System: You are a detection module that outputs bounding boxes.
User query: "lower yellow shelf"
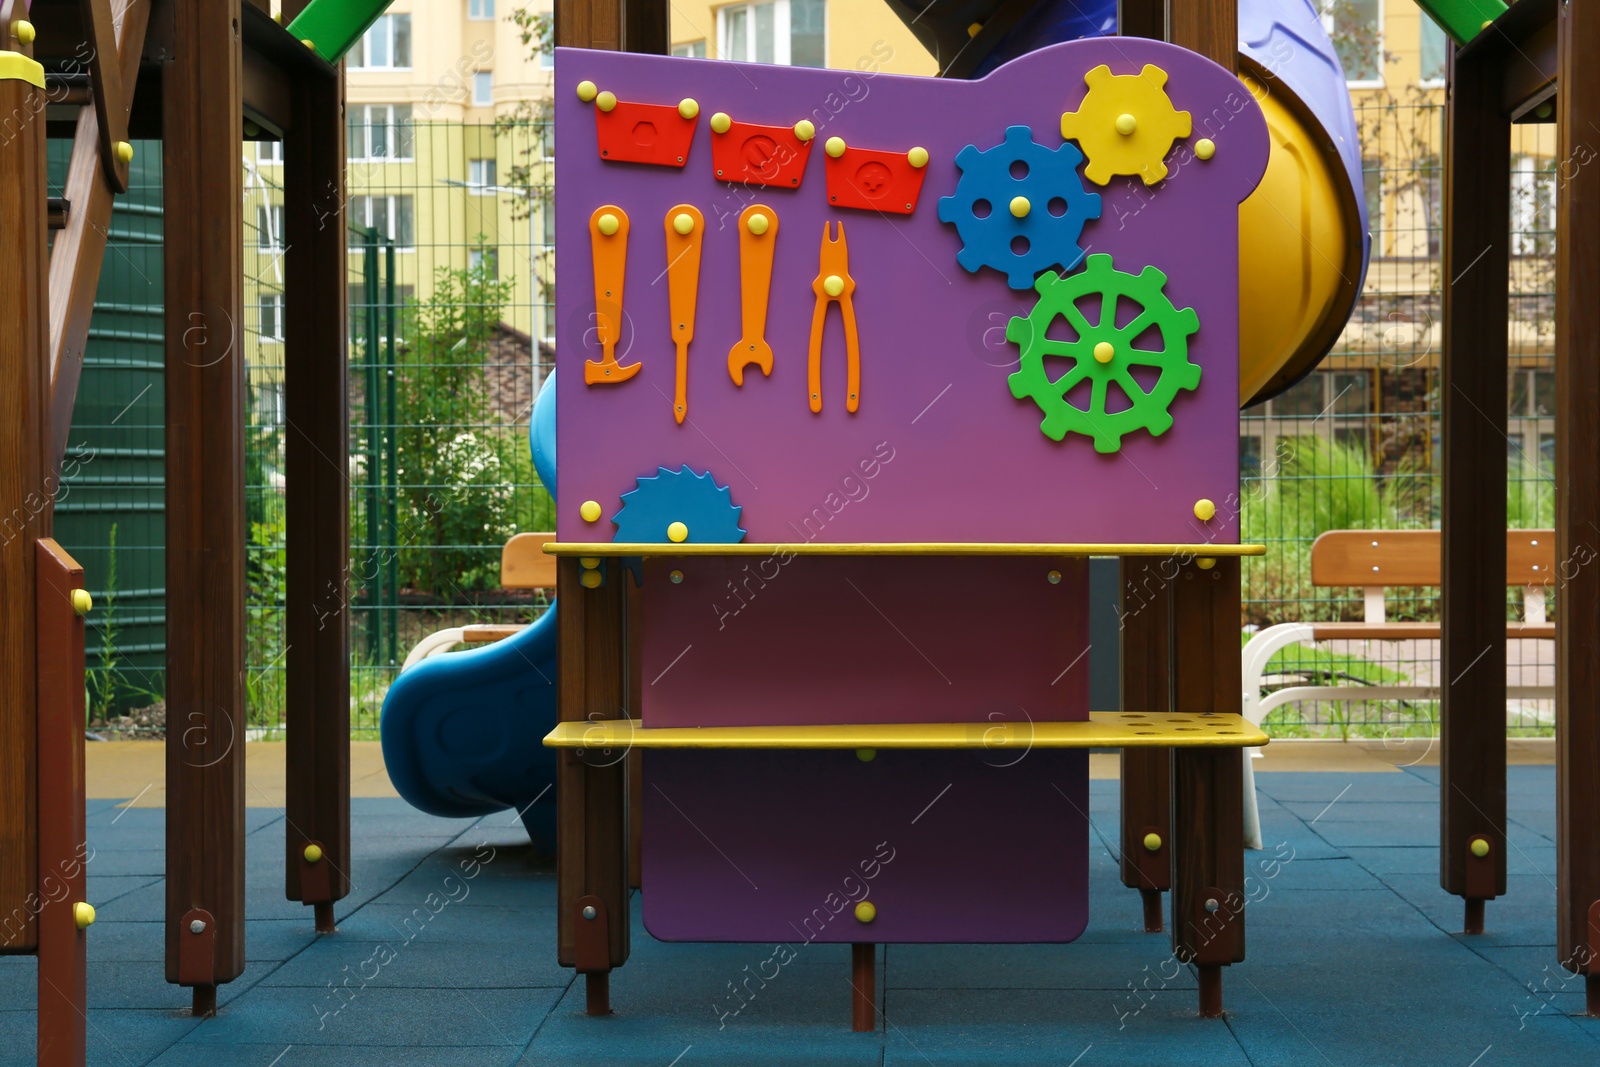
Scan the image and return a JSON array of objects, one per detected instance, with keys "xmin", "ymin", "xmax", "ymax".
[{"xmin": 543, "ymin": 712, "xmax": 1268, "ymax": 750}]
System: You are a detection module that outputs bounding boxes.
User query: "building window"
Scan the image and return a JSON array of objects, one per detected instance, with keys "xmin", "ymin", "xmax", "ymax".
[
  {"xmin": 671, "ymin": 40, "xmax": 707, "ymax": 58},
  {"xmin": 1510, "ymin": 157, "xmax": 1556, "ymax": 256},
  {"xmin": 348, "ymin": 104, "xmax": 414, "ymax": 161},
  {"xmin": 1321, "ymin": 0, "xmax": 1383, "ymax": 86},
  {"xmin": 256, "ymin": 205, "xmax": 284, "ymax": 250},
  {"xmin": 351, "ymin": 194, "xmax": 415, "ymax": 249},
  {"xmin": 539, "ymin": 47, "xmax": 555, "ymax": 69},
  {"xmin": 254, "ymin": 140, "xmax": 281, "ymax": 164},
  {"xmin": 717, "ymin": 0, "xmax": 825, "ymax": 67},
  {"xmin": 469, "ymin": 0, "xmax": 495, "ymax": 19},
  {"xmin": 258, "ymin": 294, "xmax": 284, "ymax": 343},
  {"xmin": 473, "ymin": 71, "xmax": 494, "ymax": 106},
  {"xmin": 348, "ymin": 14, "xmax": 412, "ymax": 70},
  {"xmin": 1419, "ymin": 12, "xmax": 1448, "ymax": 85},
  {"xmin": 1362, "ymin": 156, "xmax": 1382, "ymax": 253},
  {"xmin": 468, "ymin": 158, "xmax": 497, "ymax": 193},
  {"xmin": 469, "ymin": 248, "xmax": 499, "ymax": 279}
]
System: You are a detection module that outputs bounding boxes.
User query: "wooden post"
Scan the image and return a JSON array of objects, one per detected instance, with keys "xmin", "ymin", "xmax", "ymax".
[
  {"xmin": 283, "ymin": 46, "xmax": 350, "ymax": 935},
  {"xmin": 555, "ymin": 0, "xmax": 668, "ymax": 53},
  {"xmin": 35, "ymin": 540, "xmax": 88, "ymax": 1067},
  {"xmin": 1119, "ymin": 561, "xmax": 1172, "ymax": 932},
  {"xmin": 1556, "ymin": 0, "xmax": 1600, "ymax": 1014},
  {"xmin": 0, "ymin": 24, "xmax": 50, "ymax": 959},
  {"xmin": 1117, "ymin": 0, "xmax": 1166, "ymax": 42},
  {"xmin": 850, "ymin": 943, "xmax": 875, "ymax": 1032},
  {"xmin": 162, "ymin": 0, "xmax": 247, "ymax": 1015},
  {"xmin": 1439, "ymin": 40, "xmax": 1510, "ymax": 934}
]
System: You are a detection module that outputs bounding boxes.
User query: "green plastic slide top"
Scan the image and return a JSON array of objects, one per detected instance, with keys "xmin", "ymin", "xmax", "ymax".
[
  {"xmin": 284, "ymin": 0, "xmax": 396, "ymax": 64},
  {"xmin": 1413, "ymin": 0, "xmax": 1509, "ymax": 46}
]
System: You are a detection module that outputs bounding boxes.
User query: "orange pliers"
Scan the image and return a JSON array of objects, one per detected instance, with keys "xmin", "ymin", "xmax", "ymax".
[{"xmin": 808, "ymin": 221, "xmax": 859, "ymax": 414}]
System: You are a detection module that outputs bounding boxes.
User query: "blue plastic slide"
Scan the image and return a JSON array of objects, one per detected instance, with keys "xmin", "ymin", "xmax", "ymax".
[{"xmin": 379, "ymin": 371, "xmax": 561, "ymax": 849}]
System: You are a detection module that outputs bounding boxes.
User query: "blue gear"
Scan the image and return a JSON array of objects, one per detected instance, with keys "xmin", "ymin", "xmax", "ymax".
[
  {"xmin": 937, "ymin": 125, "xmax": 1102, "ymax": 290},
  {"xmin": 612, "ymin": 465, "xmax": 746, "ymax": 544}
]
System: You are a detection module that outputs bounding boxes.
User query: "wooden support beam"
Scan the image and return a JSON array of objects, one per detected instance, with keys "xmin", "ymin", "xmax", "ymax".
[
  {"xmin": 1118, "ymin": 560, "xmax": 1172, "ymax": 932},
  {"xmin": 79, "ymin": 0, "xmax": 130, "ymax": 192},
  {"xmin": 0, "ymin": 35, "xmax": 51, "ymax": 958},
  {"xmin": 1169, "ymin": 0, "xmax": 1236, "ymax": 69},
  {"xmin": 161, "ymin": 0, "xmax": 246, "ymax": 1013},
  {"xmin": 283, "ymin": 61, "xmax": 350, "ymax": 929},
  {"xmin": 555, "ymin": 0, "xmax": 668, "ymax": 53},
  {"xmin": 1439, "ymin": 41, "xmax": 1510, "ymax": 930},
  {"xmin": 1556, "ymin": 0, "xmax": 1600, "ymax": 1009},
  {"xmin": 1117, "ymin": 0, "xmax": 1166, "ymax": 40}
]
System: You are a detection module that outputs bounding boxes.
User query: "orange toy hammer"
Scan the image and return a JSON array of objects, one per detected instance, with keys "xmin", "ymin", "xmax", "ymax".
[{"xmin": 807, "ymin": 221, "xmax": 859, "ymax": 414}]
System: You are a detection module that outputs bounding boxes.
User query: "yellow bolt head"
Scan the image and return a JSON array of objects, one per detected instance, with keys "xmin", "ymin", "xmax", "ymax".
[
  {"xmin": 673, "ymin": 212, "xmax": 695, "ymax": 235},
  {"xmin": 15, "ymin": 19, "xmax": 36, "ymax": 43},
  {"xmin": 580, "ymin": 569, "xmax": 604, "ymax": 589},
  {"xmin": 854, "ymin": 900, "xmax": 877, "ymax": 923},
  {"xmin": 823, "ymin": 275, "xmax": 844, "ymax": 297},
  {"xmin": 1197, "ymin": 557, "xmax": 1216, "ymax": 571},
  {"xmin": 1194, "ymin": 138, "xmax": 1216, "ymax": 160},
  {"xmin": 747, "ymin": 213, "xmax": 770, "ymax": 236},
  {"xmin": 1092, "ymin": 341, "xmax": 1114, "ymax": 364},
  {"xmin": 1009, "ymin": 196, "xmax": 1030, "ymax": 218},
  {"xmin": 580, "ymin": 499, "xmax": 603, "ymax": 522},
  {"xmin": 71, "ymin": 589, "xmax": 93, "ymax": 616},
  {"xmin": 793, "ymin": 119, "xmax": 815, "ymax": 141},
  {"xmin": 712, "ymin": 112, "xmax": 732, "ymax": 134},
  {"xmin": 825, "ymin": 136, "xmax": 846, "ymax": 158},
  {"xmin": 907, "ymin": 146, "xmax": 929, "ymax": 168},
  {"xmin": 579, "ymin": 557, "xmax": 601, "ymax": 569},
  {"xmin": 967, "ymin": 21, "xmax": 983, "ymax": 38},
  {"xmin": 115, "ymin": 141, "xmax": 134, "ymax": 164},
  {"xmin": 678, "ymin": 98, "xmax": 699, "ymax": 120},
  {"xmin": 856, "ymin": 748, "xmax": 876, "ymax": 762},
  {"xmin": 669, "ymin": 569, "xmax": 684, "ymax": 584},
  {"xmin": 74, "ymin": 902, "xmax": 95, "ymax": 930},
  {"xmin": 667, "ymin": 521, "xmax": 689, "ymax": 543},
  {"xmin": 1047, "ymin": 569, "xmax": 1062, "ymax": 584},
  {"xmin": 597, "ymin": 213, "xmax": 620, "ymax": 236},
  {"xmin": 576, "ymin": 80, "xmax": 599, "ymax": 102},
  {"xmin": 1470, "ymin": 838, "xmax": 1491, "ymax": 858},
  {"xmin": 301, "ymin": 38, "xmax": 316, "ymax": 50},
  {"xmin": 1143, "ymin": 832, "xmax": 1162, "ymax": 852},
  {"xmin": 596, "ymin": 91, "xmax": 617, "ymax": 112},
  {"xmin": 304, "ymin": 843, "xmax": 323, "ymax": 864},
  {"xmin": 1193, "ymin": 498, "xmax": 1216, "ymax": 522},
  {"xmin": 1115, "ymin": 113, "xmax": 1138, "ymax": 136}
]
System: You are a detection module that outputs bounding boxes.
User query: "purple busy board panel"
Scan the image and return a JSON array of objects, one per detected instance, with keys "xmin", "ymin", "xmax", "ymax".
[
  {"xmin": 640, "ymin": 555, "xmax": 1088, "ymax": 726},
  {"xmin": 555, "ymin": 38, "xmax": 1267, "ymax": 545},
  {"xmin": 642, "ymin": 750, "xmax": 1089, "ymax": 943}
]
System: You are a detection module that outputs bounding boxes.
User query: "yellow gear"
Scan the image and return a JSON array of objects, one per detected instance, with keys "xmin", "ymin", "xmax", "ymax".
[{"xmin": 1060, "ymin": 64, "xmax": 1192, "ymax": 187}]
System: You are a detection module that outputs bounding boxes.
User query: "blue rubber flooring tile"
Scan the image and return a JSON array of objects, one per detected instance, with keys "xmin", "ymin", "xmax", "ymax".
[
  {"xmin": 181, "ymin": 986, "xmax": 558, "ymax": 1047},
  {"xmin": 1343, "ymin": 845, "xmax": 1439, "ymax": 876},
  {"xmin": 1242, "ymin": 888, "xmax": 1425, "ymax": 930},
  {"xmin": 87, "ymin": 876, "xmax": 165, "ymax": 910},
  {"xmin": 1246, "ymin": 820, "xmax": 1346, "ymax": 860},
  {"xmin": 523, "ymin": 966, "xmax": 881, "ymax": 1067},
  {"xmin": 332, "ymin": 902, "xmax": 554, "ymax": 947},
  {"xmin": 1297, "ymin": 812, "xmax": 1440, "ymax": 848},
  {"xmin": 0, "ymin": 956, "xmax": 32, "ymax": 1007},
  {"xmin": 258, "ymin": 936, "xmax": 570, "ymax": 989},
  {"xmin": 628, "ymin": 935, "xmax": 859, "ymax": 971},
  {"xmin": 87, "ymin": 849, "xmax": 166, "ymax": 879},
  {"xmin": 887, "ymin": 941, "xmax": 1197, "ymax": 991},
  {"xmin": 84, "ymin": 960, "xmax": 273, "ymax": 1011},
  {"xmin": 1256, "ymin": 771, "xmax": 1437, "ymax": 802},
  {"xmin": 1380, "ymin": 875, "xmax": 1558, "ymax": 944},
  {"xmin": 87, "ymin": 806, "xmax": 164, "ymax": 830},
  {"xmin": 5, "ymin": 1008, "xmax": 207, "ymax": 1067},
  {"xmin": 881, "ymin": 988, "xmax": 1249, "ymax": 1067},
  {"xmin": 153, "ymin": 1044, "xmax": 522, "ymax": 1066},
  {"xmin": 1256, "ymin": 856, "xmax": 1385, "ymax": 892}
]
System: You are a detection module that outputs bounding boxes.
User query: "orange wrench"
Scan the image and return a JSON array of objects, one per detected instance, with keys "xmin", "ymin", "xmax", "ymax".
[
  {"xmin": 728, "ymin": 204, "xmax": 778, "ymax": 386},
  {"xmin": 664, "ymin": 204, "xmax": 705, "ymax": 424},
  {"xmin": 585, "ymin": 205, "xmax": 639, "ymax": 384},
  {"xmin": 807, "ymin": 221, "xmax": 859, "ymax": 414}
]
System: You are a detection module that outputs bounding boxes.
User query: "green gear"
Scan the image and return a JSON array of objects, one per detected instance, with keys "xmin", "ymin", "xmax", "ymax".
[{"xmin": 1005, "ymin": 254, "xmax": 1200, "ymax": 453}]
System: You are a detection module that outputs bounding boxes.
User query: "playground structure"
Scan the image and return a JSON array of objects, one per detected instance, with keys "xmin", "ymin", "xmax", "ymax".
[{"xmin": 0, "ymin": 0, "xmax": 1598, "ymax": 1062}]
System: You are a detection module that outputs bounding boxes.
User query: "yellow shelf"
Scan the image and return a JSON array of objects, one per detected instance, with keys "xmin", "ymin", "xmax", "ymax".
[
  {"xmin": 544, "ymin": 542, "xmax": 1264, "ymax": 558},
  {"xmin": 543, "ymin": 712, "xmax": 1268, "ymax": 750}
]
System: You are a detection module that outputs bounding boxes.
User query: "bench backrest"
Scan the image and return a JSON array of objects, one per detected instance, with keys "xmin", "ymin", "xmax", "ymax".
[
  {"xmin": 1310, "ymin": 529, "xmax": 1555, "ymax": 624},
  {"xmin": 501, "ymin": 532, "xmax": 557, "ymax": 590}
]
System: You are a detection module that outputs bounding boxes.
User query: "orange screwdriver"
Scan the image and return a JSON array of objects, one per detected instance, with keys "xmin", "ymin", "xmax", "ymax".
[{"xmin": 664, "ymin": 204, "xmax": 705, "ymax": 423}]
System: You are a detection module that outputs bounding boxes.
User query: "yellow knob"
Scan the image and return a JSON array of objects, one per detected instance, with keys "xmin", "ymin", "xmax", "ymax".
[
  {"xmin": 579, "ymin": 557, "xmax": 601, "ymax": 569},
  {"xmin": 673, "ymin": 212, "xmax": 695, "ymax": 235},
  {"xmin": 580, "ymin": 569, "xmax": 603, "ymax": 589},
  {"xmin": 115, "ymin": 142, "xmax": 134, "ymax": 164},
  {"xmin": 74, "ymin": 902, "xmax": 95, "ymax": 930},
  {"xmin": 678, "ymin": 98, "xmax": 699, "ymax": 120},
  {"xmin": 1197, "ymin": 557, "xmax": 1216, "ymax": 571},
  {"xmin": 576, "ymin": 80, "xmax": 599, "ymax": 102},
  {"xmin": 1470, "ymin": 838, "xmax": 1491, "ymax": 858},
  {"xmin": 1116, "ymin": 113, "xmax": 1137, "ymax": 136},
  {"xmin": 823, "ymin": 275, "xmax": 845, "ymax": 297},
  {"xmin": 15, "ymin": 19, "xmax": 36, "ymax": 43},
  {"xmin": 825, "ymin": 136, "xmax": 846, "ymax": 158},
  {"xmin": 1194, "ymin": 138, "xmax": 1216, "ymax": 160},
  {"xmin": 1009, "ymin": 196, "xmax": 1030, "ymax": 218},
  {"xmin": 907, "ymin": 146, "xmax": 929, "ymax": 168},
  {"xmin": 669, "ymin": 569, "xmax": 684, "ymax": 584},
  {"xmin": 1047, "ymin": 570, "xmax": 1062, "ymax": 584},
  {"xmin": 597, "ymin": 214, "xmax": 620, "ymax": 237},
  {"xmin": 854, "ymin": 901, "xmax": 876, "ymax": 923},
  {"xmin": 71, "ymin": 589, "xmax": 93, "ymax": 616},
  {"xmin": 1092, "ymin": 341, "xmax": 1114, "ymax": 363},
  {"xmin": 667, "ymin": 521, "xmax": 689, "ymax": 543},
  {"xmin": 967, "ymin": 22, "xmax": 983, "ymax": 37},
  {"xmin": 747, "ymin": 213, "xmax": 770, "ymax": 236},
  {"xmin": 1193, "ymin": 498, "xmax": 1216, "ymax": 521},
  {"xmin": 304, "ymin": 843, "xmax": 323, "ymax": 863},
  {"xmin": 1143, "ymin": 832, "xmax": 1162, "ymax": 852},
  {"xmin": 711, "ymin": 112, "xmax": 732, "ymax": 134},
  {"xmin": 596, "ymin": 91, "xmax": 617, "ymax": 112},
  {"xmin": 794, "ymin": 119, "xmax": 815, "ymax": 142},
  {"xmin": 580, "ymin": 499, "xmax": 603, "ymax": 522},
  {"xmin": 856, "ymin": 748, "xmax": 876, "ymax": 762}
]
